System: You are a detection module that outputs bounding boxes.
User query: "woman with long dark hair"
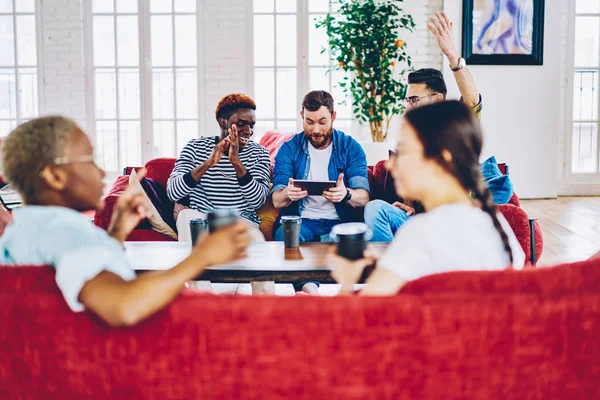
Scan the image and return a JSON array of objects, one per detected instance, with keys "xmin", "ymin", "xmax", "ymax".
[{"xmin": 330, "ymin": 101, "xmax": 525, "ymax": 295}]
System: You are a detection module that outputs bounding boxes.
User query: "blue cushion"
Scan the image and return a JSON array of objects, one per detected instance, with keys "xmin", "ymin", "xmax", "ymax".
[{"xmin": 480, "ymin": 156, "xmax": 513, "ymax": 205}]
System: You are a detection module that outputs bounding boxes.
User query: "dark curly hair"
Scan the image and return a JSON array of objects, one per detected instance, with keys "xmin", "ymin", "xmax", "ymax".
[
  {"xmin": 214, "ymin": 93, "xmax": 256, "ymax": 121},
  {"xmin": 408, "ymin": 68, "xmax": 448, "ymax": 98}
]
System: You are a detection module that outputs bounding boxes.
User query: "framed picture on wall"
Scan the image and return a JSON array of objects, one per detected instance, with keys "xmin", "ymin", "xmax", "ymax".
[{"xmin": 462, "ymin": 0, "xmax": 545, "ymax": 65}]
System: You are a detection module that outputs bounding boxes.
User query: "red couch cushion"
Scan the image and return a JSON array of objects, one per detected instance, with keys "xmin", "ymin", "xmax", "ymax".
[
  {"xmin": 1, "ymin": 263, "xmax": 599, "ymax": 399},
  {"xmin": 145, "ymin": 158, "xmax": 176, "ymax": 187}
]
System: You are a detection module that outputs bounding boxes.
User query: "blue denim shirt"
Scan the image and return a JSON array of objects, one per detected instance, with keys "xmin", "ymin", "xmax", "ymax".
[{"xmin": 270, "ymin": 129, "xmax": 370, "ymax": 222}]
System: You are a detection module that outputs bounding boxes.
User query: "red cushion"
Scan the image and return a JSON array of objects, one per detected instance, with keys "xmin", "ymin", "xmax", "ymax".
[
  {"xmin": 372, "ymin": 159, "xmax": 387, "ymax": 199},
  {"xmin": 259, "ymin": 131, "xmax": 295, "ymax": 167},
  {"xmin": 144, "ymin": 158, "xmax": 176, "ymax": 187},
  {"xmin": 497, "ymin": 203, "xmax": 531, "ymax": 261},
  {"xmin": 508, "ymin": 191, "xmax": 521, "ymax": 207},
  {"xmin": 94, "ymin": 176, "xmax": 130, "ymax": 229}
]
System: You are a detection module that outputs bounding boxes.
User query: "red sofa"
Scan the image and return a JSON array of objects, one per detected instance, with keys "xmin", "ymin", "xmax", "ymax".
[
  {"xmin": 95, "ymin": 132, "xmax": 543, "ymax": 263},
  {"xmin": 2, "ymin": 260, "xmax": 600, "ymax": 399}
]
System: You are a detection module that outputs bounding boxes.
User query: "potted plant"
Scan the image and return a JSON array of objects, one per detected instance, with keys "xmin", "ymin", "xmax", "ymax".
[{"xmin": 317, "ymin": 0, "xmax": 415, "ymax": 142}]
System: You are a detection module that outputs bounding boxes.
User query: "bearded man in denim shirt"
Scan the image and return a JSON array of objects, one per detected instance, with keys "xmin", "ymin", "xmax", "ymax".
[{"xmin": 271, "ymin": 90, "xmax": 370, "ymax": 246}]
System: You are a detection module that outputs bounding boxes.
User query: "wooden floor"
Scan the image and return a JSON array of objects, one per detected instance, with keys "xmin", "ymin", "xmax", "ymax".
[{"xmin": 521, "ymin": 197, "xmax": 600, "ymax": 266}]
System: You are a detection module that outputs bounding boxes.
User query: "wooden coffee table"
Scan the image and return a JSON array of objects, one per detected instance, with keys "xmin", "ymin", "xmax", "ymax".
[{"xmin": 126, "ymin": 241, "xmax": 388, "ymax": 284}]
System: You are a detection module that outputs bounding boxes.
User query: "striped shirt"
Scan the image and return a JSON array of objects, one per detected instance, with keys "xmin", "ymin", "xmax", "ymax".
[
  {"xmin": 0, "ymin": 206, "xmax": 135, "ymax": 312},
  {"xmin": 166, "ymin": 137, "xmax": 271, "ymax": 225}
]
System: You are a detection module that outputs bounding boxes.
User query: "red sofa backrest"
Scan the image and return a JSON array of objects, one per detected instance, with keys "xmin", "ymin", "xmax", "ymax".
[
  {"xmin": 259, "ymin": 131, "xmax": 296, "ymax": 166},
  {"xmin": 144, "ymin": 158, "xmax": 176, "ymax": 187},
  {"xmin": 1, "ymin": 262, "xmax": 599, "ymax": 399}
]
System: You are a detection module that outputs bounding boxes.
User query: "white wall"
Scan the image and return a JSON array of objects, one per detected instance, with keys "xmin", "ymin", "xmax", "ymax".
[{"xmin": 443, "ymin": 0, "xmax": 567, "ymax": 199}]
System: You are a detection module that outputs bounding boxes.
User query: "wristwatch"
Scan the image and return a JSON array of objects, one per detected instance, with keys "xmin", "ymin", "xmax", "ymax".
[
  {"xmin": 450, "ymin": 57, "xmax": 466, "ymax": 72},
  {"xmin": 342, "ymin": 188, "xmax": 352, "ymax": 204}
]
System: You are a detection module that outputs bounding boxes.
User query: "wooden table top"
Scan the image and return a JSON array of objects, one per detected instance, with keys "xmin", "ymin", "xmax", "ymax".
[{"xmin": 126, "ymin": 241, "xmax": 388, "ymax": 283}]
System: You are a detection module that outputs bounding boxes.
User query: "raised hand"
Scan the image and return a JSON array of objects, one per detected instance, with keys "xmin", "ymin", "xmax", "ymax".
[
  {"xmin": 428, "ymin": 11, "xmax": 459, "ymax": 64},
  {"xmin": 207, "ymin": 137, "xmax": 230, "ymax": 167},
  {"xmin": 392, "ymin": 201, "xmax": 415, "ymax": 216},
  {"xmin": 286, "ymin": 178, "xmax": 308, "ymax": 202},
  {"xmin": 192, "ymin": 222, "xmax": 251, "ymax": 265},
  {"xmin": 322, "ymin": 173, "xmax": 347, "ymax": 203},
  {"xmin": 228, "ymin": 124, "xmax": 240, "ymax": 161},
  {"xmin": 108, "ymin": 168, "xmax": 152, "ymax": 243}
]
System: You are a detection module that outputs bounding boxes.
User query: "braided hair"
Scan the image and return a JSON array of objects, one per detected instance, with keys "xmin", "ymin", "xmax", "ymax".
[{"xmin": 403, "ymin": 101, "xmax": 513, "ymax": 264}]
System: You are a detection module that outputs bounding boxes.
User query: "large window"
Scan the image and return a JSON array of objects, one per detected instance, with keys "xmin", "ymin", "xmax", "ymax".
[
  {"xmin": 252, "ymin": 0, "xmax": 352, "ymax": 140},
  {"xmin": 0, "ymin": 0, "xmax": 39, "ymax": 137},
  {"xmin": 571, "ymin": 0, "xmax": 600, "ymax": 174},
  {"xmin": 87, "ymin": 0, "xmax": 200, "ymax": 172}
]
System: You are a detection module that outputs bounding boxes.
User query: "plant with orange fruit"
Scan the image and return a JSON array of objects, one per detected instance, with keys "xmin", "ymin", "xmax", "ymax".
[{"xmin": 316, "ymin": 0, "xmax": 415, "ymax": 142}]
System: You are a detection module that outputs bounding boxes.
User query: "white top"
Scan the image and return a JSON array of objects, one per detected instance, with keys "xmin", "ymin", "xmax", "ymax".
[
  {"xmin": 0, "ymin": 206, "xmax": 135, "ymax": 312},
  {"xmin": 301, "ymin": 142, "xmax": 339, "ymax": 220},
  {"xmin": 377, "ymin": 203, "xmax": 525, "ymax": 281}
]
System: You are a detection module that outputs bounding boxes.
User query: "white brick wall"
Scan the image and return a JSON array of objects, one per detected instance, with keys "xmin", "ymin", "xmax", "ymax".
[
  {"xmin": 402, "ymin": 0, "xmax": 444, "ymax": 71},
  {"xmin": 39, "ymin": 0, "xmax": 86, "ymax": 125},
  {"xmin": 200, "ymin": 0, "xmax": 252, "ymax": 135}
]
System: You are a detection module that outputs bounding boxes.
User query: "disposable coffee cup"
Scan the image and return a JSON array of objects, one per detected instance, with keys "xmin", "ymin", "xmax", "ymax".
[
  {"xmin": 330, "ymin": 223, "xmax": 372, "ymax": 260},
  {"xmin": 189, "ymin": 218, "xmax": 208, "ymax": 245},
  {"xmin": 207, "ymin": 209, "xmax": 238, "ymax": 233},
  {"xmin": 281, "ymin": 216, "xmax": 302, "ymax": 248}
]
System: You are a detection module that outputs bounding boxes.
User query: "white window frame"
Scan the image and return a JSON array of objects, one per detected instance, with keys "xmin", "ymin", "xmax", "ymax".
[
  {"xmin": 250, "ymin": 0, "xmax": 354, "ymax": 137},
  {"xmin": 0, "ymin": 0, "xmax": 43, "ymax": 134},
  {"xmin": 562, "ymin": 0, "xmax": 600, "ymax": 192},
  {"xmin": 84, "ymin": 0, "xmax": 204, "ymax": 172}
]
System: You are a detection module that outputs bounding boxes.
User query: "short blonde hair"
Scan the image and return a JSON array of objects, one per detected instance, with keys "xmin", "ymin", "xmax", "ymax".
[{"xmin": 1, "ymin": 116, "xmax": 81, "ymax": 202}]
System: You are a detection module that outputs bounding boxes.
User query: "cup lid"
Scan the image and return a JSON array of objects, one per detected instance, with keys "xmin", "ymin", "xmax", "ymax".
[
  {"xmin": 330, "ymin": 223, "xmax": 372, "ymax": 240},
  {"xmin": 281, "ymin": 215, "xmax": 302, "ymax": 223},
  {"xmin": 190, "ymin": 218, "xmax": 207, "ymax": 224}
]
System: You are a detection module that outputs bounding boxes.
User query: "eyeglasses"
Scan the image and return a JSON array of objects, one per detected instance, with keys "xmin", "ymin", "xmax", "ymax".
[
  {"xmin": 53, "ymin": 154, "xmax": 97, "ymax": 166},
  {"xmin": 39, "ymin": 154, "xmax": 99, "ymax": 178},
  {"xmin": 402, "ymin": 94, "xmax": 438, "ymax": 107}
]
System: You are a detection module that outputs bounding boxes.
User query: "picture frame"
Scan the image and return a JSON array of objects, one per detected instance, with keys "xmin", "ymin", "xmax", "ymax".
[{"xmin": 461, "ymin": 0, "xmax": 545, "ymax": 65}]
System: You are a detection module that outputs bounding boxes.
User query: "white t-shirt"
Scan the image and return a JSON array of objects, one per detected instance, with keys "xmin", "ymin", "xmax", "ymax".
[
  {"xmin": 301, "ymin": 142, "xmax": 339, "ymax": 220},
  {"xmin": 377, "ymin": 203, "xmax": 525, "ymax": 282}
]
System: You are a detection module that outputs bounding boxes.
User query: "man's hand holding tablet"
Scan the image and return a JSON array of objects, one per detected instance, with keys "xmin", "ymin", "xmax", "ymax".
[{"xmin": 286, "ymin": 178, "xmax": 309, "ymax": 202}]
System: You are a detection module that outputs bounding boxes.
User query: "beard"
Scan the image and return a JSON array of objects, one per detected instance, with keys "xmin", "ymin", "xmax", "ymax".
[{"xmin": 304, "ymin": 126, "xmax": 334, "ymax": 149}]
